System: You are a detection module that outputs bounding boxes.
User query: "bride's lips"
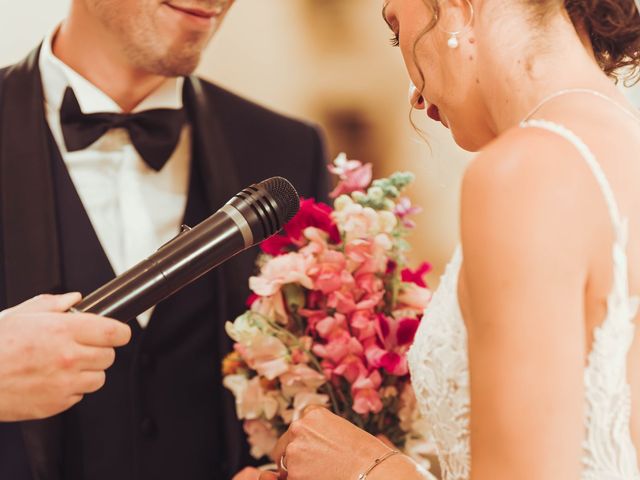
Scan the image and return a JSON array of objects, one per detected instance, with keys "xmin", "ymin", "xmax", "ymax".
[{"xmin": 427, "ymin": 104, "xmax": 441, "ymax": 122}]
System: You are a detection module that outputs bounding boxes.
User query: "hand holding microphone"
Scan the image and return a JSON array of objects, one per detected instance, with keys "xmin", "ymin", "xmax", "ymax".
[
  {"xmin": 0, "ymin": 293, "xmax": 131, "ymax": 421},
  {"xmin": 72, "ymin": 177, "xmax": 300, "ymax": 321}
]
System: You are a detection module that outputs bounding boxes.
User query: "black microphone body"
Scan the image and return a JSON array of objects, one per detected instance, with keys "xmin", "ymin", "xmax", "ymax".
[{"xmin": 72, "ymin": 177, "xmax": 299, "ymax": 322}]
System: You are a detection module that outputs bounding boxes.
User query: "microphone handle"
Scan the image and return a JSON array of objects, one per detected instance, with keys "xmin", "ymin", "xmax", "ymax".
[{"xmin": 72, "ymin": 209, "xmax": 246, "ymax": 321}]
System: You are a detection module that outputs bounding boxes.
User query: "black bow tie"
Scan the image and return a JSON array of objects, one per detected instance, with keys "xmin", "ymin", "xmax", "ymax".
[{"xmin": 59, "ymin": 87, "xmax": 186, "ymax": 171}]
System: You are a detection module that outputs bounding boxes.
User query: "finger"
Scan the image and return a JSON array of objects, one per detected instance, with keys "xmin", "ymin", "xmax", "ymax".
[
  {"xmin": 300, "ymin": 403, "xmax": 326, "ymax": 419},
  {"xmin": 12, "ymin": 292, "xmax": 82, "ymax": 314},
  {"xmin": 59, "ymin": 345, "xmax": 116, "ymax": 371},
  {"xmin": 69, "ymin": 315, "xmax": 132, "ymax": 347},
  {"xmin": 258, "ymin": 473, "xmax": 279, "ymax": 480},
  {"xmin": 233, "ymin": 467, "xmax": 262, "ymax": 480},
  {"xmin": 73, "ymin": 370, "xmax": 106, "ymax": 395},
  {"xmin": 270, "ymin": 428, "xmax": 293, "ymax": 465}
]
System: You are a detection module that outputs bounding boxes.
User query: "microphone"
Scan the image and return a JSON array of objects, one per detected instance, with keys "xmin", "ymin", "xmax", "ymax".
[{"xmin": 71, "ymin": 177, "xmax": 300, "ymax": 322}]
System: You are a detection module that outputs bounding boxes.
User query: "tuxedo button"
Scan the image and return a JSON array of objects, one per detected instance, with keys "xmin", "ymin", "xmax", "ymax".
[{"xmin": 140, "ymin": 417, "xmax": 157, "ymax": 437}]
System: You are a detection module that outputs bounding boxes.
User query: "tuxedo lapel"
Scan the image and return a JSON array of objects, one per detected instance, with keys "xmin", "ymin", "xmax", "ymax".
[
  {"xmin": 0, "ymin": 47, "xmax": 64, "ymax": 480},
  {"xmin": 184, "ymin": 76, "xmax": 240, "ymax": 212},
  {"xmin": 183, "ymin": 77, "xmax": 249, "ymax": 474},
  {"xmin": 0, "ymin": 45, "xmax": 62, "ymax": 307}
]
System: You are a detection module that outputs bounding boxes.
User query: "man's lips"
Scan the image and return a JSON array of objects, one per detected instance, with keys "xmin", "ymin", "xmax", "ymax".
[{"xmin": 165, "ymin": 3, "xmax": 219, "ymax": 19}]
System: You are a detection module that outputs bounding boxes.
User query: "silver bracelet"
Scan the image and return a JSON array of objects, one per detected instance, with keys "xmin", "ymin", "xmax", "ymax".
[{"xmin": 357, "ymin": 450, "xmax": 401, "ymax": 480}]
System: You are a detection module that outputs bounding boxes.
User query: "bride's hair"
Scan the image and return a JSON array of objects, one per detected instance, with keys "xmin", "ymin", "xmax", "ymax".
[
  {"xmin": 553, "ymin": 0, "xmax": 640, "ymax": 83},
  {"xmin": 418, "ymin": 0, "xmax": 640, "ymax": 84}
]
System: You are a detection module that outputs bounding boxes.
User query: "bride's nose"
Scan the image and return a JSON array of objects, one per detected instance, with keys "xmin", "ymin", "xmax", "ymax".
[{"xmin": 409, "ymin": 82, "xmax": 425, "ymax": 110}]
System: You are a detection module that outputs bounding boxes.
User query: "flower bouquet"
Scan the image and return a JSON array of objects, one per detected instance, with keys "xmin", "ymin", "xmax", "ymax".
[{"xmin": 222, "ymin": 154, "xmax": 432, "ymax": 461}]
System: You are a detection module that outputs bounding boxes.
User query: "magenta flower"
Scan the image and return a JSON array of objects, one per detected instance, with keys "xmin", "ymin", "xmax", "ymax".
[
  {"xmin": 260, "ymin": 198, "xmax": 340, "ymax": 255},
  {"xmin": 401, "ymin": 262, "xmax": 432, "ymax": 288}
]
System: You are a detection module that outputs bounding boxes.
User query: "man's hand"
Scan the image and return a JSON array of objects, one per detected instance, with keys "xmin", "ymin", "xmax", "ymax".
[{"xmin": 0, "ymin": 292, "xmax": 131, "ymax": 421}]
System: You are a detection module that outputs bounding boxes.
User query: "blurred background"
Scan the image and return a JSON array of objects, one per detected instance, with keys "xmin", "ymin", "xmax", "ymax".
[{"xmin": 1, "ymin": 0, "xmax": 639, "ymax": 286}]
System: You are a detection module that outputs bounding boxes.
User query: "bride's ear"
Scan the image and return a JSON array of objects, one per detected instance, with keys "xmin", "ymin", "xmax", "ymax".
[{"xmin": 437, "ymin": 0, "xmax": 476, "ymax": 48}]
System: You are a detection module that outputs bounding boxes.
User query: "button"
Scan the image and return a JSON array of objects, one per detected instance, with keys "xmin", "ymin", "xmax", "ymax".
[{"xmin": 140, "ymin": 417, "xmax": 157, "ymax": 437}]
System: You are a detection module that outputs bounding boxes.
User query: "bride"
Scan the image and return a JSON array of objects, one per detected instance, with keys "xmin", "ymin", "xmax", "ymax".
[{"xmin": 242, "ymin": 0, "xmax": 640, "ymax": 479}]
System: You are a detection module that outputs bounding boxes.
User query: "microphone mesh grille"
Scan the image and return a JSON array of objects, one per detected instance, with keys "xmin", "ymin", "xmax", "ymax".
[{"xmin": 259, "ymin": 177, "xmax": 300, "ymax": 225}]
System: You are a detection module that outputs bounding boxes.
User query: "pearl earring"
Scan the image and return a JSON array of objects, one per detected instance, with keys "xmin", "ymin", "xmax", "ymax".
[{"xmin": 440, "ymin": 0, "xmax": 474, "ymax": 50}]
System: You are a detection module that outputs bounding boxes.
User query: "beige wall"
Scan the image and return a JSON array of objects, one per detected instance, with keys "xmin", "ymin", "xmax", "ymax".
[{"xmin": 5, "ymin": 1, "xmax": 638, "ymax": 285}]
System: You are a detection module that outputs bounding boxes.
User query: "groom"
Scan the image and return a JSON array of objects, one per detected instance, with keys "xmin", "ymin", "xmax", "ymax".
[{"xmin": 0, "ymin": 0, "xmax": 328, "ymax": 479}]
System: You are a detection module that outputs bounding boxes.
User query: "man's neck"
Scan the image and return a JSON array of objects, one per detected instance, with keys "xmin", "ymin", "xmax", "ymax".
[{"xmin": 53, "ymin": 10, "xmax": 168, "ymax": 112}]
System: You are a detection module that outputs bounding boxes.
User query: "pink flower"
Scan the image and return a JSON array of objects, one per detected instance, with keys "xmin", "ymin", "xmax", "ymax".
[
  {"xmin": 397, "ymin": 283, "xmax": 432, "ymax": 311},
  {"xmin": 352, "ymin": 371, "xmax": 383, "ymax": 415},
  {"xmin": 401, "ymin": 262, "xmax": 432, "ymax": 288},
  {"xmin": 315, "ymin": 314, "xmax": 347, "ymax": 339},
  {"xmin": 235, "ymin": 334, "xmax": 290, "ymax": 380},
  {"xmin": 354, "ymin": 272, "xmax": 384, "ymax": 295},
  {"xmin": 345, "ymin": 236, "xmax": 392, "ymax": 276},
  {"xmin": 312, "ymin": 330, "xmax": 354, "ymax": 364},
  {"xmin": 279, "ymin": 364, "xmax": 327, "ymax": 398},
  {"xmin": 333, "ymin": 354, "xmax": 368, "ymax": 384},
  {"xmin": 329, "ymin": 154, "xmax": 373, "ymax": 198},
  {"xmin": 307, "ymin": 250, "xmax": 353, "ymax": 295},
  {"xmin": 249, "ymin": 252, "xmax": 315, "ymax": 296},
  {"xmin": 350, "ymin": 310, "xmax": 377, "ymax": 342},
  {"xmin": 244, "ymin": 419, "xmax": 279, "ymax": 459},
  {"xmin": 394, "ymin": 197, "xmax": 422, "ymax": 228}
]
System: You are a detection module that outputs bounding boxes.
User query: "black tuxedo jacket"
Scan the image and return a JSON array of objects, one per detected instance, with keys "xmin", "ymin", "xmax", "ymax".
[{"xmin": 0, "ymin": 47, "xmax": 328, "ymax": 480}]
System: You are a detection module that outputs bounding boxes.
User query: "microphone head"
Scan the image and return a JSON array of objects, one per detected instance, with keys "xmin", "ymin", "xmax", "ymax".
[
  {"xmin": 257, "ymin": 176, "xmax": 300, "ymax": 226},
  {"xmin": 228, "ymin": 176, "xmax": 300, "ymax": 244}
]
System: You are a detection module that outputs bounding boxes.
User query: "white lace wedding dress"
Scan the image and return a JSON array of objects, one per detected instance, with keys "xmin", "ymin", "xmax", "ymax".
[{"xmin": 407, "ymin": 119, "xmax": 640, "ymax": 479}]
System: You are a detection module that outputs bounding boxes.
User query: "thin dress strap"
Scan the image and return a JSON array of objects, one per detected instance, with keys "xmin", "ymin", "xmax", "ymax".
[{"xmin": 520, "ymin": 119, "xmax": 628, "ymax": 248}]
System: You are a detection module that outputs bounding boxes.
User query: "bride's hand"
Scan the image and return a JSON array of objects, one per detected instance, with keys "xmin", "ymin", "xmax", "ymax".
[
  {"xmin": 270, "ymin": 407, "xmax": 392, "ymax": 480},
  {"xmin": 232, "ymin": 467, "xmax": 262, "ymax": 480}
]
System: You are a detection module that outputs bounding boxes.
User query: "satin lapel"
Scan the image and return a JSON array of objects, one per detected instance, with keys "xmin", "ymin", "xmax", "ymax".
[
  {"xmin": 183, "ymin": 77, "xmax": 248, "ymax": 474},
  {"xmin": 0, "ymin": 46, "xmax": 62, "ymax": 306},
  {"xmin": 183, "ymin": 76, "xmax": 240, "ymax": 211}
]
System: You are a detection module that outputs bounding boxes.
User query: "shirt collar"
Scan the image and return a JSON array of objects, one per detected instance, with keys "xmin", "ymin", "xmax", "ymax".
[{"xmin": 39, "ymin": 27, "xmax": 185, "ymax": 115}]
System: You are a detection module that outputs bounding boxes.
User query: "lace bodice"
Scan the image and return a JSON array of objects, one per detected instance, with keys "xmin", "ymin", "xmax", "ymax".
[{"xmin": 407, "ymin": 120, "xmax": 640, "ymax": 479}]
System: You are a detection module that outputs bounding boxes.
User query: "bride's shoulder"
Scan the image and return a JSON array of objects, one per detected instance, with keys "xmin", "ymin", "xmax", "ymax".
[
  {"xmin": 460, "ymin": 125, "xmax": 593, "ymax": 259},
  {"xmin": 463, "ymin": 124, "xmax": 593, "ymax": 207},
  {"xmin": 467, "ymin": 124, "xmax": 583, "ymax": 185}
]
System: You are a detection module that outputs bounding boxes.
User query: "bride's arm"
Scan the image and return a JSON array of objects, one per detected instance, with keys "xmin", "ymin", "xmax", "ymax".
[{"xmin": 460, "ymin": 130, "xmax": 589, "ymax": 480}]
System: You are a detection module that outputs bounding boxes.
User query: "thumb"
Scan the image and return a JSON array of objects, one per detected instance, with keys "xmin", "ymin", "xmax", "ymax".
[
  {"xmin": 12, "ymin": 292, "xmax": 82, "ymax": 314},
  {"xmin": 258, "ymin": 473, "xmax": 280, "ymax": 480}
]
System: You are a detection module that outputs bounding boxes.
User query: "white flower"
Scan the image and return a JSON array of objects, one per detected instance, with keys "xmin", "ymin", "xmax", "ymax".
[
  {"xmin": 223, "ymin": 375, "xmax": 281, "ymax": 420},
  {"xmin": 225, "ymin": 314, "xmax": 261, "ymax": 344}
]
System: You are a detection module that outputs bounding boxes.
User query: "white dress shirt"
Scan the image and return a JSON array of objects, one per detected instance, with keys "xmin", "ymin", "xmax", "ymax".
[{"xmin": 39, "ymin": 30, "xmax": 191, "ymax": 327}]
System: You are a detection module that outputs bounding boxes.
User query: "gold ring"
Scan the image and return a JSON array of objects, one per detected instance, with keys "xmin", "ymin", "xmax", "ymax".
[{"xmin": 280, "ymin": 453, "xmax": 288, "ymax": 472}]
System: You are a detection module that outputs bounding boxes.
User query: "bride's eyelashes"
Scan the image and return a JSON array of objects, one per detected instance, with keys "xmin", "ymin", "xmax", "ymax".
[{"xmin": 382, "ymin": 3, "xmax": 400, "ymax": 47}]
